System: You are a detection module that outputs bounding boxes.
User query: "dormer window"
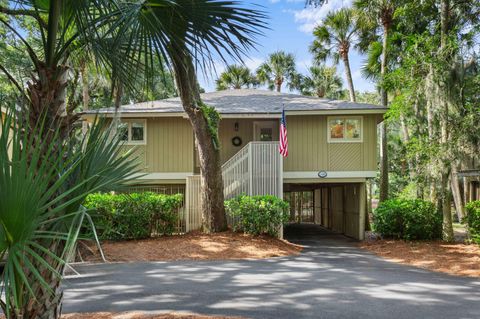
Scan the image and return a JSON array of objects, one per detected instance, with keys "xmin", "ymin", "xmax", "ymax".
[{"xmin": 327, "ymin": 116, "xmax": 363, "ymax": 143}]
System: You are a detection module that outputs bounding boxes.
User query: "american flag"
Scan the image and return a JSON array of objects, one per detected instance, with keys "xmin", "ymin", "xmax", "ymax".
[{"xmin": 279, "ymin": 108, "xmax": 288, "ymax": 157}]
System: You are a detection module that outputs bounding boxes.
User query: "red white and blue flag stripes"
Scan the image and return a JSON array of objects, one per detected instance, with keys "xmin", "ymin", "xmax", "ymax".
[{"xmin": 279, "ymin": 108, "xmax": 288, "ymax": 157}]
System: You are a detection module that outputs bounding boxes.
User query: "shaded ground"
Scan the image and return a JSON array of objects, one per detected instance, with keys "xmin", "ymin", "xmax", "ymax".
[
  {"xmin": 62, "ymin": 312, "xmax": 245, "ymax": 319},
  {"xmin": 80, "ymin": 231, "xmax": 302, "ymax": 262},
  {"xmin": 359, "ymin": 239, "xmax": 480, "ymax": 277},
  {"xmin": 64, "ymin": 224, "xmax": 480, "ymax": 319}
]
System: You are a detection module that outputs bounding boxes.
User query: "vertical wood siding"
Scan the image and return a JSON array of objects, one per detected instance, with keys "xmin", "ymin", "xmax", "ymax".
[
  {"xmin": 121, "ymin": 114, "xmax": 377, "ymax": 174},
  {"xmin": 119, "ymin": 117, "xmax": 193, "ymax": 173},
  {"xmin": 284, "ymin": 114, "xmax": 378, "ymax": 172},
  {"xmin": 218, "ymin": 119, "xmax": 279, "ymax": 164}
]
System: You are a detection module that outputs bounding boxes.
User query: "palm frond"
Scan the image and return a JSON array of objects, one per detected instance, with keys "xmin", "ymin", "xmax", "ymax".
[{"xmin": 0, "ymin": 105, "xmax": 140, "ymax": 315}]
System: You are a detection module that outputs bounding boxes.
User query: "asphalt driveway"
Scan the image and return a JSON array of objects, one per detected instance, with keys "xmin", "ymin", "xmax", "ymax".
[{"xmin": 63, "ymin": 224, "xmax": 480, "ymax": 319}]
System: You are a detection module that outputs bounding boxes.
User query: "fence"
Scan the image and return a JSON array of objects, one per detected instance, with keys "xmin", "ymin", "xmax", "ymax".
[{"xmin": 185, "ymin": 175, "xmax": 203, "ymax": 232}]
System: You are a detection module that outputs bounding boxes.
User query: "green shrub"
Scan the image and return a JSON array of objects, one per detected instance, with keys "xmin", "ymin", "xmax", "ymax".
[
  {"xmin": 465, "ymin": 200, "xmax": 480, "ymax": 244},
  {"xmin": 373, "ymin": 198, "xmax": 442, "ymax": 240},
  {"xmin": 225, "ymin": 195, "xmax": 289, "ymax": 237},
  {"xmin": 84, "ymin": 192, "xmax": 183, "ymax": 240}
]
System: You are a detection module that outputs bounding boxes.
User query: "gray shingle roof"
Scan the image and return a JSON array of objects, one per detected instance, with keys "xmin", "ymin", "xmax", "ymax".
[{"xmin": 87, "ymin": 89, "xmax": 386, "ymax": 115}]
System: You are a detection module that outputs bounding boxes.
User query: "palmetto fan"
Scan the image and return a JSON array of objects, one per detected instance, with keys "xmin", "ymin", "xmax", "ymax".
[{"xmin": 0, "ymin": 106, "xmax": 139, "ymax": 317}]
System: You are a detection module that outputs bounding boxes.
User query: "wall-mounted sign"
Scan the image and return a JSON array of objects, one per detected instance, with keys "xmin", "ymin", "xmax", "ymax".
[{"xmin": 318, "ymin": 170, "xmax": 328, "ymax": 178}]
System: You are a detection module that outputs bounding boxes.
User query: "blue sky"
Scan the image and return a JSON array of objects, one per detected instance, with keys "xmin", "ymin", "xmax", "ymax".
[{"xmin": 197, "ymin": 0, "xmax": 376, "ymax": 94}]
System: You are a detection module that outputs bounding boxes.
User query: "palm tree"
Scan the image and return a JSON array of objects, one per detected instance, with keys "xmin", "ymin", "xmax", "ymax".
[
  {"xmin": 216, "ymin": 65, "xmax": 258, "ymax": 90},
  {"xmin": 256, "ymin": 51, "xmax": 299, "ymax": 92},
  {"xmin": 310, "ymin": 8, "xmax": 360, "ymax": 102},
  {"xmin": 128, "ymin": 1, "xmax": 266, "ymax": 233},
  {"xmin": 0, "ymin": 0, "xmax": 266, "ymax": 317},
  {"xmin": 354, "ymin": 0, "xmax": 399, "ymax": 204},
  {"xmin": 300, "ymin": 65, "xmax": 343, "ymax": 99},
  {"xmin": 0, "ymin": 108, "xmax": 138, "ymax": 318}
]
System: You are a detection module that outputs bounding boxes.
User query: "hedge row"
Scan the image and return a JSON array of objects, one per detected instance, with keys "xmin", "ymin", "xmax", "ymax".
[
  {"xmin": 465, "ymin": 200, "xmax": 480, "ymax": 244},
  {"xmin": 225, "ymin": 195, "xmax": 289, "ymax": 237},
  {"xmin": 84, "ymin": 192, "xmax": 183, "ymax": 240},
  {"xmin": 373, "ymin": 198, "xmax": 442, "ymax": 240}
]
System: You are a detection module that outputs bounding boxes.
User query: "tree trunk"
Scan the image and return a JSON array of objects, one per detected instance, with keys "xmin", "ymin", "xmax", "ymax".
[
  {"xmin": 379, "ymin": 122, "xmax": 389, "ymax": 202},
  {"xmin": 81, "ymin": 60, "xmax": 90, "ymax": 134},
  {"xmin": 413, "ymin": 98, "xmax": 424, "ymax": 198},
  {"xmin": 342, "ymin": 54, "xmax": 356, "ymax": 102},
  {"xmin": 275, "ymin": 77, "xmax": 282, "ymax": 93},
  {"xmin": 11, "ymin": 63, "xmax": 73, "ymax": 319},
  {"xmin": 451, "ymin": 164, "xmax": 465, "ymax": 221},
  {"xmin": 81, "ymin": 62, "xmax": 90, "ymax": 111},
  {"xmin": 441, "ymin": 172, "xmax": 454, "ymax": 242},
  {"xmin": 439, "ymin": 0, "xmax": 454, "ymax": 242},
  {"xmin": 425, "ymin": 68, "xmax": 437, "ymax": 204},
  {"xmin": 400, "ymin": 113, "xmax": 416, "ymax": 183},
  {"xmin": 170, "ymin": 46, "xmax": 227, "ymax": 232},
  {"xmin": 378, "ymin": 24, "xmax": 389, "ymax": 203}
]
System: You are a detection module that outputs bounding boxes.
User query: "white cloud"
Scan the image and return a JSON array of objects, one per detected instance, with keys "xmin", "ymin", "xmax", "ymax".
[
  {"xmin": 291, "ymin": 0, "xmax": 352, "ymax": 33},
  {"xmin": 244, "ymin": 57, "xmax": 264, "ymax": 71},
  {"xmin": 297, "ymin": 58, "xmax": 312, "ymax": 75}
]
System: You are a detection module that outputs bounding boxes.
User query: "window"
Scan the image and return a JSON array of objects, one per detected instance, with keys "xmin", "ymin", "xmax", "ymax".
[
  {"xmin": 328, "ymin": 116, "xmax": 362, "ymax": 142},
  {"xmin": 253, "ymin": 121, "xmax": 277, "ymax": 141},
  {"xmin": 117, "ymin": 120, "xmax": 146, "ymax": 144},
  {"xmin": 260, "ymin": 128, "xmax": 273, "ymax": 141}
]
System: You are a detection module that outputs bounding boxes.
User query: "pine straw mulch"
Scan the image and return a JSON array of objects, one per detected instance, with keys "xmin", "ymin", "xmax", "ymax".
[
  {"xmin": 359, "ymin": 239, "xmax": 480, "ymax": 277},
  {"xmin": 62, "ymin": 312, "xmax": 246, "ymax": 319},
  {"xmin": 80, "ymin": 231, "xmax": 303, "ymax": 263}
]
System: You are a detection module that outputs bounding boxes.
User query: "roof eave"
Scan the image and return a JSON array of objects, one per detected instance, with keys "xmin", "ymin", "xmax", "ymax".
[{"xmin": 81, "ymin": 108, "xmax": 388, "ymax": 120}]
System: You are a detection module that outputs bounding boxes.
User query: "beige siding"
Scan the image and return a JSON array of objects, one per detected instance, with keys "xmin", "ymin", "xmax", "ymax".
[
  {"xmin": 329, "ymin": 144, "xmax": 362, "ymax": 170},
  {"xmin": 119, "ymin": 113, "xmax": 377, "ymax": 175},
  {"xmin": 218, "ymin": 118, "xmax": 279, "ymax": 164},
  {"xmin": 284, "ymin": 115, "xmax": 327, "ymax": 171},
  {"xmin": 120, "ymin": 145, "xmax": 147, "ymax": 170},
  {"xmin": 284, "ymin": 114, "xmax": 377, "ymax": 172},
  {"xmin": 121, "ymin": 117, "xmax": 194, "ymax": 173},
  {"xmin": 146, "ymin": 118, "xmax": 194, "ymax": 172}
]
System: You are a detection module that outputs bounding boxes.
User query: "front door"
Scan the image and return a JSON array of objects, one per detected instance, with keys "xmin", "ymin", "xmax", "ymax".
[{"xmin": 253, "ymin": 121, "xmax": 278, "ymax": 141}]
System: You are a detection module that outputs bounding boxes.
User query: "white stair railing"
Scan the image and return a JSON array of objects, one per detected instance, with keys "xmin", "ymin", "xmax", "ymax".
[
  {"xmin": 186, "ymin": 141, "xmax": 283, "ymax": 232},
  {"xmin": 221, "ymin": 143, "xmax": 251, "ymax": 199},
  {"xmin": 221, "ymin": 141, "xmax": 283, "ymax": 199}
]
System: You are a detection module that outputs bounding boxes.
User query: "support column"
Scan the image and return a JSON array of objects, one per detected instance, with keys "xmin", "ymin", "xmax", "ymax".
[
  {"xmin": 358, "ymin": 182, "xmax": 366, "ymax": 240},
  {"xmin": 314, "ymin": 189, "xmax": 321, "ymax": 224}
]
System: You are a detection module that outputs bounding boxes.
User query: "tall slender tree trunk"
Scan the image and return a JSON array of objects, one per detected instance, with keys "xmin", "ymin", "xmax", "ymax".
[
  {"xmin": 439, "ymin": 0, "xmax": 454, "ymax": 242},
  {"xmin": 378, "ymin": 24, "xmax": 389, "ymax": 202},
  {"xmin": 170, "ymin": 45, "xmax": 227, "ymax": 232},
  {"xmin": 342, "ymin": 54, "xmax": 356, "ymax": 102},
  {"xmin": 451, "ymin": 164, "xmax": 465, "ymax": 221},
  {"xmin": 413, "ymin": 97, "xmax": 424, "ymax": 198},
  {"xmin": 400, "ymin": 113, "xmax": 416, "ymax": 183},
  {"xmin": 81, "ymin": 60, "xmax": 90, "ymax": 134},
  {"xmin": 425, "ymin": 73, "xmax": 437, "ymax": 203}
]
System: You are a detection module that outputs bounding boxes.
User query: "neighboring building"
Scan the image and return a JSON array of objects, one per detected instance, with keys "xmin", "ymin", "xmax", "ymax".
[
  {"xmin": 83, "ymin": 89, "xmax": 387, "ymax": 240},
  {"xmin": 458, "ymin": 161, "xmax": 480, "ymax": 204}
]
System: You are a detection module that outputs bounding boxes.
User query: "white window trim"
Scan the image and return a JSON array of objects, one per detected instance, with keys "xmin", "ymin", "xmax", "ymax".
[
  {"xmin": 327, "ymin": 116, "xmax": 363, "ymax": 143},
  {"xmin": 120, "ymin": 119, "xmax": 147, "ymax": 145}
]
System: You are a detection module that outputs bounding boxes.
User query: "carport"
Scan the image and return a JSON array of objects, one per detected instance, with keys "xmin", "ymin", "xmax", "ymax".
[{"xmin": 283, "ymin": 182, "xmax": 366, "ymax": 240}]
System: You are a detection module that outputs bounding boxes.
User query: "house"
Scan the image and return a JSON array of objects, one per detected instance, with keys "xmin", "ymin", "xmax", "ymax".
[
  {"xmin": 83, "ymin": 89, "xmax": 387, "ymax": 240},
  {"xmin": 458, "ymin": 162, "xmax": 480, "ymax": 204}
]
